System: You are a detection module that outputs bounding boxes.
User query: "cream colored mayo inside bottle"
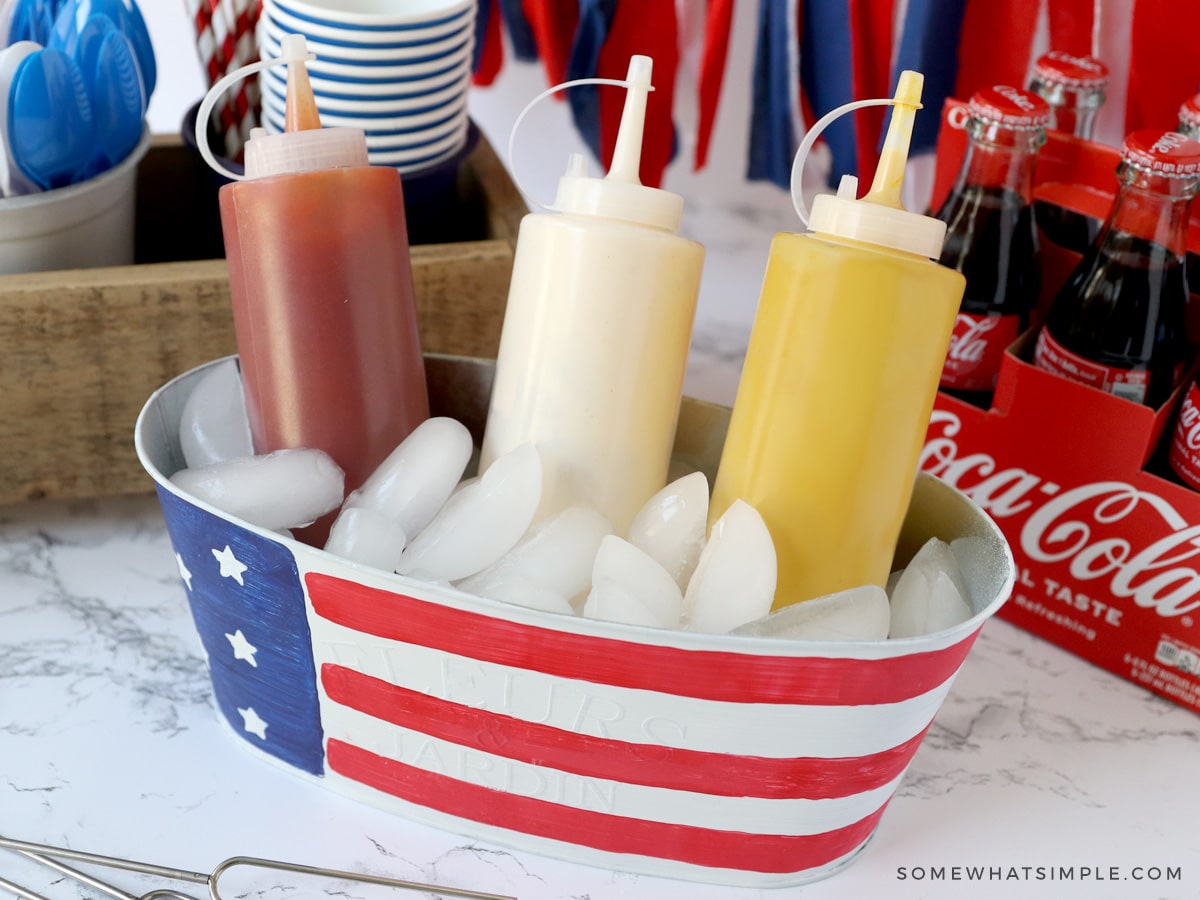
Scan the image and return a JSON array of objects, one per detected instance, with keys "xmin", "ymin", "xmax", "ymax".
[
  {"xmin": 709, "ymin": 71, "xmax": 965, "ymax": 610},
  {"xmin": 479, "ymin": 56, "xmax": 704, "ymax": 536}
]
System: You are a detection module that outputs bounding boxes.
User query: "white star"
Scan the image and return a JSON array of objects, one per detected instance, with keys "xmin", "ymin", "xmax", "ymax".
[
  {"xmin": 225, "ymin": 629, "xmax": 258, "ymax": 667},
  {"xmin": 212, "ymin": 545, "xmax": 248, "ymax": 586},
  {"xmin": 238, "ymin": 706, "xmax": 268, "ymax": 740},
  {"xmin": 176, "ymin": 553, "xmax": 193, "ymax": 591}
]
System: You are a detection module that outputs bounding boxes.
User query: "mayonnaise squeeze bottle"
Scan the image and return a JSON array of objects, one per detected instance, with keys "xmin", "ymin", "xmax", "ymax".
[
  {"xmin": 479, "ymin": 56, "xmax": 704, "ymax": 536},
  {"xmin": 195, "ymin": 35, "xmax": 429, "ymax": 545},
  {"xmin": 709, "ymin": 71, "xmax": 965, "ymax": 610}
]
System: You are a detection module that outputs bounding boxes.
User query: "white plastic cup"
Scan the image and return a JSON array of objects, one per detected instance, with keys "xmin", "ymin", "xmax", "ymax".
[
  {"xmin": 0, "ymin": 128, "xmax": 151, "ymax": 275},
  {"xmin": 260, "ymin": 76, "xmax": 471, "ymax": 128},
  {"xmin": 264, "ymin": 0, "xmax": 469, "ymax": 45},
  {"xmin": 268, "ymin": 0, "xmax": 474, "ymax": 29},
  {"xmin": 259, "ymin": 16, "xmax": 473, "ymax": 61},
  {"xmin": 256, "ymin": 30, "xmax": 473, "ymax": 81},
  {"xmin": 260, "ymin": 56, "xmax": 470, "ymax": 106}
]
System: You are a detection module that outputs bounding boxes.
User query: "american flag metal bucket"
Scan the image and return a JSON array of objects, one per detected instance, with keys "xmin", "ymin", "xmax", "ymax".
[{"xmin": 135, "ymin": 354, "xmax": 1015, "ymax": 888}]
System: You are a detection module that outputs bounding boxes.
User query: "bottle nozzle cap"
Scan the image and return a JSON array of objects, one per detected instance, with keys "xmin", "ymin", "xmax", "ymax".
[
  {"xmin": 861, "ymin": 70, "xmax": 923, "ymax": 209},
  {"xmin": 195, "ymin": 30, "xmax": 368, "ymax": 181},
  {"xmin": 546, "ymin": 55, "xmax": 685, "ymax": 231},
  {"xmin": 281, "ymin": 33, "xmax": 322, "ymax": 133},
  {"xmin": 802, "ymin": 70, "xmax": 948, "ymax": 258}
]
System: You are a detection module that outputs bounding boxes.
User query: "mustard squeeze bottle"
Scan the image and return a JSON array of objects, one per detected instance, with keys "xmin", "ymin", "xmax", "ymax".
[{"xmin": 709, "ymin": 72, "xmax": 965, "ymax": 610}]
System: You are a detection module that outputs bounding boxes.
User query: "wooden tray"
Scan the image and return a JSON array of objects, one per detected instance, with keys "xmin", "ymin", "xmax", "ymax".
[{"xmin": 0, "ymin": 130, "xmax": 526, "ymax": 505}]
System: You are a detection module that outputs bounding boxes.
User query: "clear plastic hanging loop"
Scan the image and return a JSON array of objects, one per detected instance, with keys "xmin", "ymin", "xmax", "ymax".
[
  {"xmin": 195, "ymin": 35, "xmax": 317, "ymax": 183},
  {"xmin": 507, "ymin": 76, "xmax": 655, "ymax": 211},
  {"xmin": 790, "ymin": 97, "xmax": 918, "ymax": 226}
]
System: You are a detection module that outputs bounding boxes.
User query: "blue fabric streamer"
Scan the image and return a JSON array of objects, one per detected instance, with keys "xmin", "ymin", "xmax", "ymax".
[
  {"xmin": 890, "ymin": 0, "xmax": 969, "ymax": 155},
  {"xmin": 565, "ymin": 0, "xmax": 617, "ymax": 163},
  {"xmin": 747, "ymin": 0, "xmax": 796, "ymax": 188},
  {"xmin": 798, "ymin": 0, "xmax": 857, "ymax": 184},
  {"xmin": 498, "ymin": 0, "xmax": 539, "ymax": 61}
]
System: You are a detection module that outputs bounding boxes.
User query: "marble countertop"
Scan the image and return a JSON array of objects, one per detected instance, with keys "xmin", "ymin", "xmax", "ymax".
[{"xmin": 3, "ymin": 193, "xmax": 1199, "ymax": 900}]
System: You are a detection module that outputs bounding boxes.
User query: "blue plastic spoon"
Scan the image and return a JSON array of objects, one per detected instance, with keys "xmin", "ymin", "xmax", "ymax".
[
  {"xmin": 48, "ymin": 0, "xmax": 155, "ymax": 101},
  {"xmin": 85, "ymin": 29, "xmax": 144, "ymax": 174},
  {"xmin": 7, "ymin": 47, "xmax": 95, "ymax": 190},
  {"xmin": 46, "ymin": 3, "xmax": 146, "ymax": 178},
  {"xmin": 7, "ymin": 0, "xmax": 55, "ymax": 44},
  {"xmin": 115, "ymin": 0, "xmax": 154, "ymax": 99}
]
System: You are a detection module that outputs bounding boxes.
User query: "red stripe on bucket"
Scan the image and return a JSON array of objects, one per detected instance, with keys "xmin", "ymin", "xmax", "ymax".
[
  {"xmin": 307, "ymin": 572, "xmax": 978, "ymax": 707},
  {"xmin": 322, "ymin": 663, "xmax": 930, "ymax": 800},
  {"xmin": 326, "ymin": 738, "xmax": 887, "ymax": 874}
]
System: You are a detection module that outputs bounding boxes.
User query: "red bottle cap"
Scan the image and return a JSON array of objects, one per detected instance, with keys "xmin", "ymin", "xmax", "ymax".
[
  {"xmin": 1031, "ymin": 51, "xmax": 1109, "ymax": 90},
  {"xmin": 967, "ymin": 85, "xmax": 1052, "ymax": 129},
  {"xmin": 1179, "ymin": 95, "xmax": 1200, "ymax": 130},
  {"xmin": 1122, "ymin": 130, "xmax": 1200, "ymax": 176}
]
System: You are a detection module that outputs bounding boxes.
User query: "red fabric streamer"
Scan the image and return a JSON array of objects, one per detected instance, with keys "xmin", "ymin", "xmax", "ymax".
[
  {"xmin": 848, "ymin": 0, "xmax": 896, "ymax": 191},
  {"xmin": 694, "ymin": 0, "xmax": 735, "ymax": 170},
  {"xmin": 1125, "ymin": 0, "xmax": 1200, "ymax": 134},
  {"xmin": 596, "ymin": 0, "xmax": 678, "ymax": 188},
  {"xmin": 521, "ymin": 0, "xmax": 580, "ymax": 89},
  {"xmin": 473, "ymin": 0, "xmax": 505, "ymax": 86},
  {"xmin": 1046, "ymin": 0, "xmax": 1096, "ymax": 56},
  {"xmin": 954, "ymin": 0, "xmax": 1040, "ymax": 99}
]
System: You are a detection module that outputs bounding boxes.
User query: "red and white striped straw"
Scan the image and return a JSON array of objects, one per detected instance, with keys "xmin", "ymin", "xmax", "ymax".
[{"xmin": 184, "ymin": 0, "xmax": 263, "ymax": 159}]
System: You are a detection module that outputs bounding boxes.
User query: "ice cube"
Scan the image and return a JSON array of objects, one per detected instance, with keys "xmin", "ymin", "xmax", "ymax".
[
  {"xmin": 179, "ymin": 359, "xmax": 253, "ymax": 469},
  {"xmin": 627, "ymin": 471, "xmax": 708, "ymax": 592},
  {"xmin": 583, "ymin": 581, "xmax": 670, "ymax": 628},
  {"xmin": 885, "ymin": 568, "xmax": 903, "ymax": 597},
  {"xmin": 170, "ymin": 449, "xmax": 344, "ymax": 531},
  {"xmin": 471, "ymin": 578, "xmax": 577, "ymax": 616},
  {"xmin": 582, "ymin": 535, "xmax": 684, "ymax": 628},
  {"xmin": 344, "ymin": 417, "xmax": 473, "ymax": 537},
  {"xmin": 732, "ymin": 585, "xmax": 890, "ymax": 641},
  {"xmin": 889, "ymin": 537, "xmax": 975, "ymax": 638},
  {"xmin": 926, "ymin": 571, "xmax": 973, "ymax": 633},
  {"xmin": 458, "ymin": 506, "xmax": 612, "ymax": 610},
  {"xmin": 683, "ymin": 499, "xmax": 776, "ymax": 634},
  {"xmin": 325, "ymin": 506, "xmax": 407, "ymax": 571},
  {"xmin": 396, "ymin": 444, "xmax": 542, "ymax": 581}
]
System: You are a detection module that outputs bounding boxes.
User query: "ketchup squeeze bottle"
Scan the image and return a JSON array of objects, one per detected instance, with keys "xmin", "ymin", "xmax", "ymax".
[
  {"xmin": 196, "ymin": 35, "xmax": 429, "ymax": 544},
  {"xmin": 709, "ymin": 72, "xmax": 965, "ymax": 610}
]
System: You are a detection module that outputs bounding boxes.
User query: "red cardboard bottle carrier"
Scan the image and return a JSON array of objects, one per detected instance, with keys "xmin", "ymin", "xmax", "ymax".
[{"xmin": 922, "ymin": 99, "xmax": 1200, "ymax": 715}]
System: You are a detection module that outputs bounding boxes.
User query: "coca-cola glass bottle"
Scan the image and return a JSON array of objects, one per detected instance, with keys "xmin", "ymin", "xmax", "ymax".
[
  {"xmin": 1033, "ymin": 130, "xmax": 1200, "ymax": 408},
  {"xmin": 1178, "ymin": 95, "xmax": 1200, "ymax": 305},
  {"xmin": 1029, "ymin": 52, "xmax": 1110, "ymax": 253},
  {"xmin": 1028, "ymin": 51, "xmax": 1109, "ymax": 140},
  {"xmin": 1168, "ymin": 382, "xmax": 1200, "ymax": 488},
  {"xmin": 936, "ymin": 85, "xmax": 1050, "ymax": 407}
]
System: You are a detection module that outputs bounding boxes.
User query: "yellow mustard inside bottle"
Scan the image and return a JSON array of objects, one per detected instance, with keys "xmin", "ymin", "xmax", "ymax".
[{"xmin": 709, "ymin": 71, "xmax": 966, "ymax": 610}]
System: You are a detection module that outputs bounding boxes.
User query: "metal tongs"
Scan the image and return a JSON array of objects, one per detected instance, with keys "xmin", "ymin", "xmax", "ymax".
[{"xmin": 0, "ymin": 835, "xmax": 516, "ymax": 900}]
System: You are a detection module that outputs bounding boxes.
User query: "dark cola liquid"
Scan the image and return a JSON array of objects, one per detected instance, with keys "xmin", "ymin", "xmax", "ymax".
[
  {"xmin": 1035, "ymin": 199, "xmax": 1103, "ymax": 254},
  {"xmin": 936, "ymin": 184, "xmax": 1041, "ymax": 405},
  {"xmin": 1040, "ymin": 230, "xmax": 1191, "ymax": 408}
]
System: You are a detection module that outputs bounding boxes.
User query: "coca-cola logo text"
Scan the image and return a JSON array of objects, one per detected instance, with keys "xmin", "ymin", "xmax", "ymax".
[
  {"xmin": 923, "ymin": 410, "xmax": 1200, "ymax": 618},
  {"xmin": 995, "ymin": 85, "xmax": 1037, "ymax": 111},
  {"xmin": 1044, "ymin": 50, "xmax": 1105, "ymax": 73},
  {"xmin": 1177, "ymin": 392, "xmax": 1200, "ymax": 451},
  {"xmin": 946, "ymin": 315, "xmax": 1000, "ymax": 364}
]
